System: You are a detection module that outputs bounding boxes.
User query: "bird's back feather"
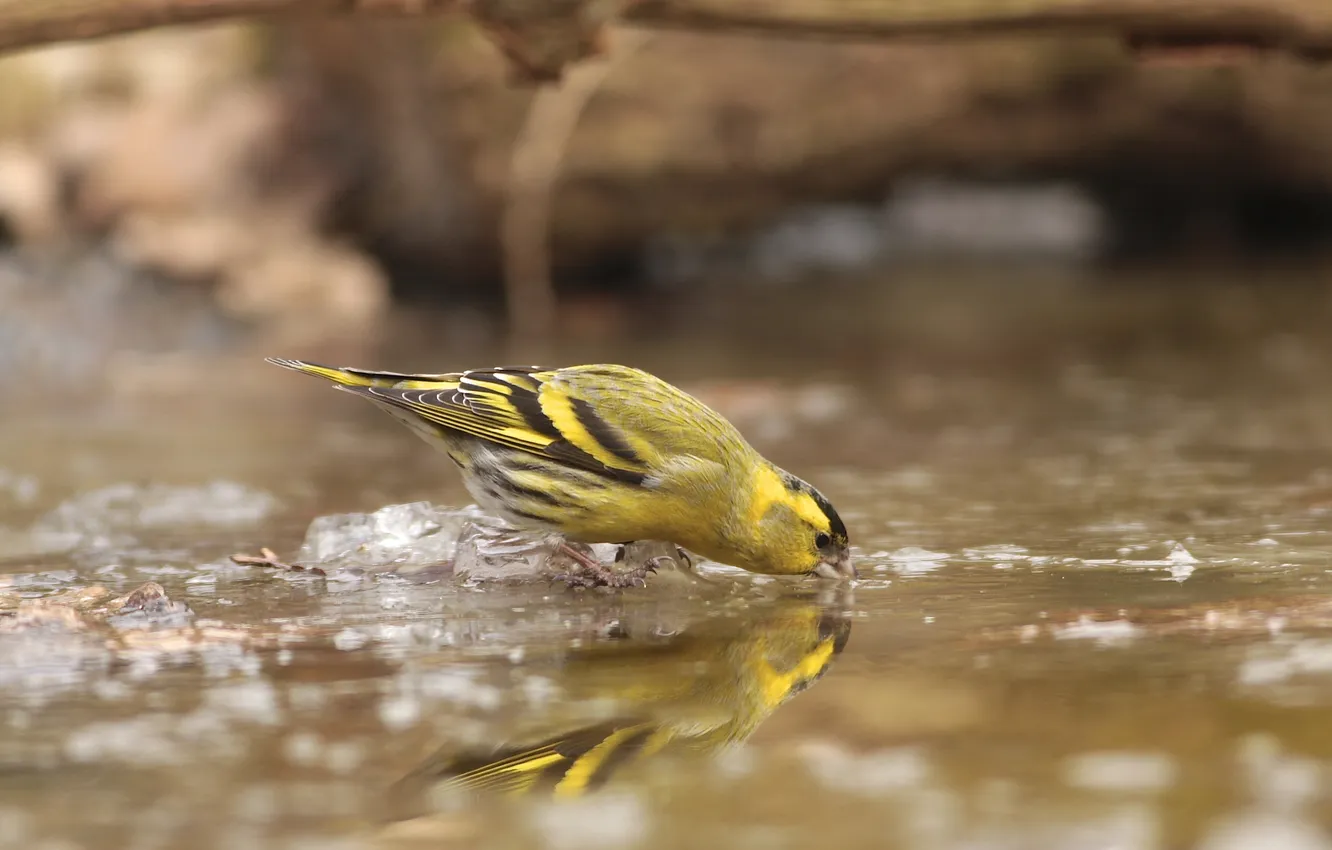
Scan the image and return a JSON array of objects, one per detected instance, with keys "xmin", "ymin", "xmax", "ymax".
[{"xmin": 265, "ymin": 360, "xmax": 749, "ymax": 490}]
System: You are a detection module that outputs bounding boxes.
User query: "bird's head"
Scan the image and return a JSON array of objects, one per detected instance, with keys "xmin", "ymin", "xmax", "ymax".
[{"xmin": 740, "ymin": 467, "xmax": 855, "ymax": 580}]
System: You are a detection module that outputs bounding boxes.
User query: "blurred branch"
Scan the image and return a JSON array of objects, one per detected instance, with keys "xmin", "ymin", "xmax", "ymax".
[
  {"xmin": 502, "ymin": 27, "xmax": 652, "ymax": 339},
  {"xmin": 0, "ymin": 0, "xmax": 456, "ymax": 53},
  {"xmin": 633, "ymin": 1, "xmax": 1332, "ymax": 59},
  {"xmin": 0, "ymin": 0, "xmax": 1327, "ymax": 67}
]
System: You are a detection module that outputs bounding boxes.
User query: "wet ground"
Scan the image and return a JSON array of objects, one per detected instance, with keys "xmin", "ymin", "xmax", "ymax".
[{"xmin": 4, "ymin": 268, "xmax": 1332, "ymax": 849}]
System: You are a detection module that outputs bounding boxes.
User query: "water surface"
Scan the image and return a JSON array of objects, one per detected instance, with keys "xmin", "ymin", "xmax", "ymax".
[{"xmin": 3, "ymin": 270, "xmax": 1332, "ymax": 849}]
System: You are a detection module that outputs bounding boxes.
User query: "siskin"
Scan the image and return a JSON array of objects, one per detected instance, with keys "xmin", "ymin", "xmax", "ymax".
[
  {"xmin": 267, "ymin": 359, "xmax": 854, "ymax": 585},
  {"xmin": 392, "ymin": 595, "xmax": 852, "ymax": 803}
]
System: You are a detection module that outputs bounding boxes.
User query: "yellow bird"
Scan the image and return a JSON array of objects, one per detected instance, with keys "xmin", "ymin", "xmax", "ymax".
[
  {"xmin": 267, "ymin": 359, "xmax": 854, "ymax": 586},
  {"xmin": 392, "ymin": 596, "xmax": 852, "ymax": 803}
]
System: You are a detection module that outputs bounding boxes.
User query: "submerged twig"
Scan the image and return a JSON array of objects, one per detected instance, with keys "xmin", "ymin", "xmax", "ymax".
[{"xmin": 231, "ymin": 547, "xmax": 327, "ymax": 576}]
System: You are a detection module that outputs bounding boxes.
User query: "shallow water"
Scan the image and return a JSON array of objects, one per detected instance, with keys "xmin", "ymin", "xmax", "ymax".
[{"xmin": 4, "ymin": 269, "xmax": 1332, "ymax": 849}]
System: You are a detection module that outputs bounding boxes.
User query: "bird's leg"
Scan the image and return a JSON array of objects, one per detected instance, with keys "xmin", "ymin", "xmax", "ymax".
[
  {"xmin": 552, "ymin": 542, "xmax": 656, "ymax": 589},
  {"xmin": 673, "ymin": 546, "xmax": 693, "ymax": 570},
  {"xmin": 634, "ymin": 545, "xmax": 692, "ymax": 575},
  {"xmin": 642, "ymin": 552, "xmax": 685, "ymax": 573}
]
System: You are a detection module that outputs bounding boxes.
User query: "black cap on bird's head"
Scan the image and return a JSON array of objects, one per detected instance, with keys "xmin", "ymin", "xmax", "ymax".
[
  {"xmin": 775, "ymin": 470, "xmax": 856, "ymax": 580},
  {"xmin": 817, "ymin": 610, "xmax": 854, "ymax": 656}
]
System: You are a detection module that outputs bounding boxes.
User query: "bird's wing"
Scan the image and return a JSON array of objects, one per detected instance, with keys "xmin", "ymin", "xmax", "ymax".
[
  {"xmin": 400, "ymin": 720, "xmax": 669, "ymax": 798},
  {"xmin": 266, "ymin": 359, "xmax": 653, "ymax": 484},
  {"xmin": 551, "ymin": 364, "xmax": 750, "ymax": 470}
]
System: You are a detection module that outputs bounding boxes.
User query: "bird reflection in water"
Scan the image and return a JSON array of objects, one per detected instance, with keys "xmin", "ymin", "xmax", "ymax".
[{"xmin": 390, "ymin": 589, "xmax": 852, "ymax": 812}]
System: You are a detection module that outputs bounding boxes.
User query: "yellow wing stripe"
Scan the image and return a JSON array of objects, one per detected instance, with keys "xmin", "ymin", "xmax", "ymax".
[
  {"xmin": 271, "ymin": 359, "xmax": 650, "ymax": 484},
  {"xmin": 440, "ymin": 761, "xmax": 563, "ymax": 796},
  {"xmin": 553, "ymin": 724, "xmax": 652, "ymax": 798},
  {"xmin": 459, "ymin": 751, "xmax": 565, "ymax": 782},
  {"xmin": 462, "ymin": 374, "xmax": 514, "ymax": 396},
  {"xmin": 431, "ymin": 721, "xmax": 658, "ymax": 798},
  {"xmin": 386, "ymin": 395, "xmax": 557, "ymax": 455},
  {"xmin": 497, "ymin": 373, "xmax": 540, "ymax": 393},
  {"xmin": 437, "ymin": 747, "xmax": 567, "ymax": 795},
  {"xmin": 538, "ymin": 384, "xmax": 631, "ymax": 473}
]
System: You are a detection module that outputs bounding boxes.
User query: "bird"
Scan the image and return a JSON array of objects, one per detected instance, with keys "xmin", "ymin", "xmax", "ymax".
[
  {"xmin": 391, "ymin": 595, "xmax": 852, "ymax": 803},
  {"xmin": 266, "ymin": 359, "xmax": 855, "ymax": 586}
]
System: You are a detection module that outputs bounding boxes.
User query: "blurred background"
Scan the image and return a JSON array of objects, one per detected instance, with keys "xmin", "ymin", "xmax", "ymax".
[
  {"xmin": 0, "ymin": 9, "xmax": 1329, "ymax": 381},
  {"xmin": 6, "ymin": 7, "xmax": 1332, "ymax": 850}
]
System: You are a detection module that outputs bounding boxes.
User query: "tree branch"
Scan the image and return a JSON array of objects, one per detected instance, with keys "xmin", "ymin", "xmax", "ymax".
[
  {"xmin": 633, "ymin": 1, "xmax": 1332, "ymax": 61},
  {"xmin": 0, "ymin": 0, "xmax": 1327, "ymax": 66},
  {"xmin": 0, "ymin": 0, "xmax": 453, "ymax": 55}
]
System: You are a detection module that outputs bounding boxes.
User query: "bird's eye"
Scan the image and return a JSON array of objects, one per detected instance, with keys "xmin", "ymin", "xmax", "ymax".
[{"xmin": 815, "ymin": 532, "xmax": 831, "ymax": 550}]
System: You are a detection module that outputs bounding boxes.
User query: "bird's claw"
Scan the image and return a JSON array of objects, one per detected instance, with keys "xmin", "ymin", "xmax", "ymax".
[
  {"xmin": 552, "ymin": 556, "xmax": 656, "ymax": 590},
  {"xmin": 549, "ymin": 571, "xmax": 601, "ymax": 589},
  {"xmin": 552, "ymin": 564, "xmax": 654, "ymax": 589},
  {"xmin": 550, "ymin": 542, "xmax": 672, "ymax": 589}
]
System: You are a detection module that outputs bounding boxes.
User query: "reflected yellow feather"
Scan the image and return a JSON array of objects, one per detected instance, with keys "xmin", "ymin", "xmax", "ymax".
[
  {"xmin": 552, "ymin": 724, "xmax": 653, "ymax": 798},
  {"xmin": 394, "ymin": 597, "xmax": 853, "ymax": 809}
]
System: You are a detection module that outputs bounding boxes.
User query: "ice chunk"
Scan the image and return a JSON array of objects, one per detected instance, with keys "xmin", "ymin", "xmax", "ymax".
[
  {"xmin": 1162, "ymin": 542, "xmax": 1199, "ymax": 581},
  {"xmin": 297, "ymin": 501, "xmax": 699, "ymax": 583},
  {"xmin": 452, "ymin": 521, "xmax": 559, "ymax": 583},
  {"xmin": 1053, "ymin": 616, "xmax": 1140, "ymax": 646},
  {"xmin": 297, "ymin": 502, "xmax": 483, "ymax": 570},
  {"xmin": 29, "ymin": 481, "xmax": 276, "ymax": 552},
  {"xmin": 454, "ymin": 527, "xmax": 695, "ymax": 584},
  {"xmin": 961, "ymin": 544, "xmax": 1029, "ymax": 562},
  {"xmin": 1167, "ymin": 541, "xmax": 1199, "ymax": 565},
  {"xmin": 888, "ymin": 546, "xmax": 950, "ymax": 575}
]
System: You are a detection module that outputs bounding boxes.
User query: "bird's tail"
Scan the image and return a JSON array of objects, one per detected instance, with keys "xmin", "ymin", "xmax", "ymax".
[{"xmin": 265, "ymin": 358, "xmax": 455, "ymax": 389}]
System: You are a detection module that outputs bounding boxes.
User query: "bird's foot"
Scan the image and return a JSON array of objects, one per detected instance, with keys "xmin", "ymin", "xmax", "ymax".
[{"xmin": 552, "ymin": 542, "xmax": 657, "ymax": 589}]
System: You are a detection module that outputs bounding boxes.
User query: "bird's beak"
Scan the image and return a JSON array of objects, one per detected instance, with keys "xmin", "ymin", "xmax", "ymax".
[{"xmin": 813, "ymin": 551, "xmax": 857, "ymax": 581}]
